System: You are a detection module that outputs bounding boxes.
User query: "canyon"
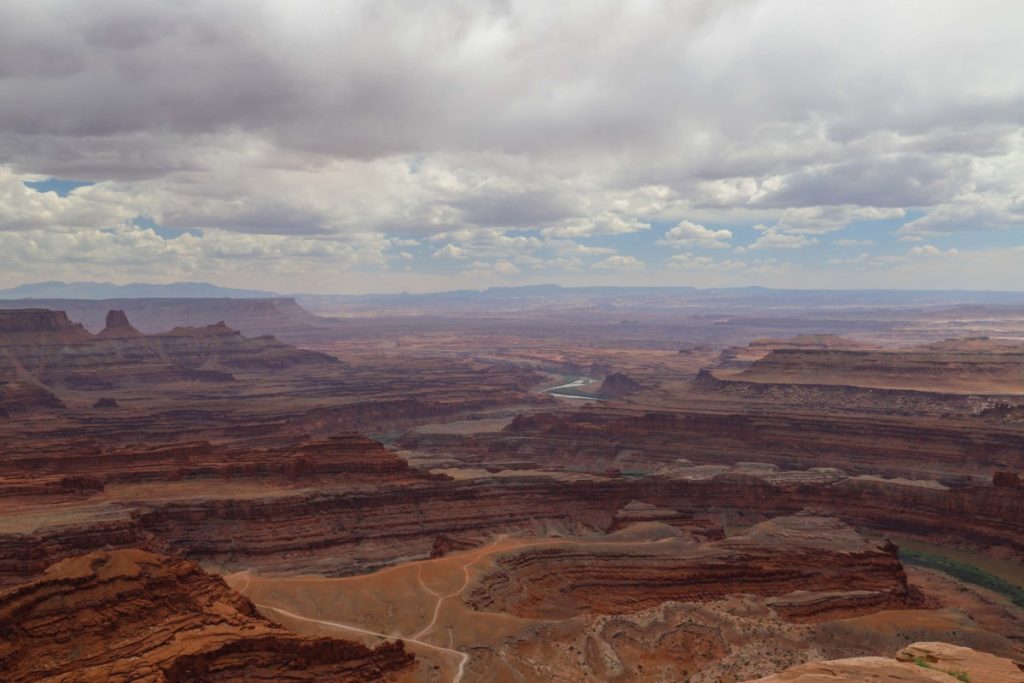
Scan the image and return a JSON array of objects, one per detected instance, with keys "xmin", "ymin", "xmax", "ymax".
[
  {"xmin": 0, "ymin": 548, "xmax": 414, "ymax": 682},
  {"xmin": 1, "ymin": 294, "xmax": 1023, "ymax": 680}
]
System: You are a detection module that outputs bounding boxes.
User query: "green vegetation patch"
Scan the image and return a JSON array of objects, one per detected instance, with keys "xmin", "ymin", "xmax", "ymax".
[
  {"xmin": 912, "ymin": 656, "xmax": 971, "ymax": 681},
  {"xmin": 900, "ymin": 548, "xmax": 1024, "ymax": 608}
]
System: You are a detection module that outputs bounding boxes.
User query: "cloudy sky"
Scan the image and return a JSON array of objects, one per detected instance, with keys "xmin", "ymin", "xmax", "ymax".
[{"xmin": 2, "ymin": 0, "xmax": 1023, "ymax": 293}]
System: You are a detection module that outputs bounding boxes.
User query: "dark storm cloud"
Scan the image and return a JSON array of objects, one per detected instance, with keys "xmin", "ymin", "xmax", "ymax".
[
  {"xmin": 757, "ymin": 155, "xmax": 976, "ymax": 209},
  {"xmin": 2, "ymin": 1, "xmax": 1021, "ymax": 179},
  {"xmin": 0, "ymin": 0, "xmax": 1022, "ymax": 291},
  {"xmin": 451, "ymin": 188, "xmax": 581, "ymax": 229}
]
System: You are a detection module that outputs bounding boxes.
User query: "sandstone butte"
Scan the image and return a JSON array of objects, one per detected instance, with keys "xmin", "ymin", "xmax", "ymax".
[
  {"xmin": 0, "ymin": 549, "xmax": 414, "ymax": 682},
  {"xmin": 595, "ymin": 371, "xmax": 644, "ymax": 398},
  {"xmin": 0, "ymin": 308, "xmax": 340, "ymax": 397},
  {"xmin": 747, "ymin": 641, "xmax": 1024, "ymax": 682}
]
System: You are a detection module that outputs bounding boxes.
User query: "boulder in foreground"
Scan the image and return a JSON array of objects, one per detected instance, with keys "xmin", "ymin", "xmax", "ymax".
[{"xmin": 748, "ymin": 641, "xmax": 1024, "ymax": 682}]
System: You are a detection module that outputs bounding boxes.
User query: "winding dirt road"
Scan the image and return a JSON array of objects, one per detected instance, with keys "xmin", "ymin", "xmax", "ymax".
[
  {"xmin": 227, "ymin": 532, "xmax": 676, "ymax": 682},
  {"xmin": 255, "ymin": 603, "xmax": 471, "ymax": 683}
]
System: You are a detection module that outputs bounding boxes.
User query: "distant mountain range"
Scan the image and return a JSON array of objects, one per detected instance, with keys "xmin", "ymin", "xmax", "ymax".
[
  {"xmin": 4, "ymin": 281, "xmax": 1024, "ymax": 311},
  {"xmin": 296, "ymin": 283, "xmax": 1024, "ymax": 313},
  {"xmin": 0, "ymin": 281, "xmax": 278, "ymax": 300}
]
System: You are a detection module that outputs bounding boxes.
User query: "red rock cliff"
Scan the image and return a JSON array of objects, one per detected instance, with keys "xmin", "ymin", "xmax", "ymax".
[{"xmin": 0, "ymin": 548, "xmax": 415, "ymax": 682}]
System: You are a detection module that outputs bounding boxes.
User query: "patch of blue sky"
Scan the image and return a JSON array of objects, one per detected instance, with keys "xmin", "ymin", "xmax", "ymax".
[
  {"xmin": 132, "ymin": 216, "xmax": 203, "ymax": 239},
  {"xmin": 23, "ymin": 178, "xmax": 94, "ymax": 197}
]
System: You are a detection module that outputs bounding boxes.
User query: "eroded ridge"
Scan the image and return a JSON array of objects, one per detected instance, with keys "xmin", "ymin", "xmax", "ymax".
[
  {"xmin": 0, "ymin": 549, "xmax": 414, "ymax": 682},
  {"xmin": 466, "ymin": 516, "xmax": 916, "ymax": 620}
]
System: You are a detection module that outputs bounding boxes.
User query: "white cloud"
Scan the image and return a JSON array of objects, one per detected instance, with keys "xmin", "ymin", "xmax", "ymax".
[
  {"xmin": 827, "ymin": 251, "xmax": 879, "ymax": 266},
  {"xmin": 432, "ymin": 243, "xmax": 469, "ymax": 259},
  {"xmin": 749, "ymin": 227, "xmax": 819, "ymax": 250},
  {"xmin": 492, "ymin": 260, "xmax": 520, "ymax": 275},
  {"xmin": 775, "ymin": 206, "xmax": 904, "ymax": 234},
  {"xmin": 542, "ymin": 212, "xmax": 650, "ymax": 238},
  {"xmin": 0, "ymin": 2, "xmax": 1023, "ymax": 289},
  {"xmin": 907, "ymin": 244, "xmax": 960, "ymax": 257},
  {"xmin": 543, "ymin": 256, "xmax": 584, "ymax": 271},
  {"xmin": 660, "ymin": 220, "xmax": 732, "ymax": 249},
  {"xmin": 592, "ymin": 255, "xmax": 645, "ymax": 270},
  {"xmin": 666, "ymin": 253, "xmax": 746, "ymax": 270},
  {"xmin": 463, "ymin": 259, "xmax": 520, "ymax": 278},
  {"xmin": 834, "ymin": 238, "xmax": 874, "ymax": 247},
  {"xmin": 0, "ymin": 223, "xmax": 392, "ymax": 291},
  {"xmin": 898, "ymin": 198, "xmax": 1024, "ymax": 237},
  {"xmin": 0, "ymin": 166, "xmax": 134, "ymax": 232}
]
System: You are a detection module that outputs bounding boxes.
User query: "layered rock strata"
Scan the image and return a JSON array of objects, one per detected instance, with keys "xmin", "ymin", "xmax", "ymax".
[
  {"xmin": 727, "ymin": 343, "xmax": 1024, "ymax": 394},
  {"xmin": 0, "ymin": 297, "xmax": 337, "ymax": 341},
  {"xmin": 97, "ymin": 309, "xmax": 144, "ymax": 339},
  {"xmin": 0, "ymin": 380, "xmax": 64, "ymax": 415},
  {"xmin": 0, "ymin": 308, "xmax": 340, "ymax": 394},
  {"xmin": 0, "ymin": 433, "xmax": 415, "ymax": 491},
  {"xmin": 500, "ymin": 407, "xmax": 1024, "ymax": 480},
  {"xmin": 466, "ymin": 516, "xmax": 915, "ymax": 620},
  {"xmin": 0, "ymin": 548, "xmax": 414, "ymax": 682},
  {"xmin": 4, "ymin": 466, "xmax": 1024, "ymax": 585}
]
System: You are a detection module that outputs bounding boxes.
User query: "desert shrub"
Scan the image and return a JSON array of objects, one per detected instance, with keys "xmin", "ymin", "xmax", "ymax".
[{"xmin": 899, "ymin": 549, "xmax": 1024, "ymax": 608}]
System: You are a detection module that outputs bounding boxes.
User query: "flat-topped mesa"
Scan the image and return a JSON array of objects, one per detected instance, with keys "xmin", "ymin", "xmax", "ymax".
[
  {"xmin": 162, "ymin": 320, "xmax": 239, "ymax": 337},
  {"xmin": 714, "ymin": 334, "xmax": 878, "ymax": 371},
  {"xmin": 287, "ymin": 434, "xmax": 411, "ymax": 475},
  {"xmin": 729, "ymin": 343, "xmax": 1024, "ymax": 394},
  {"xmin": 926, "ymin": 336, "xmax": 1024, "ymax": 352},
  {"xmin": 0, "ymin": 308, "xmax": 342, "ymax": 392},
  {"xmin": 466, "ymin": 515, "xmax": 916, "ymax": 621},
  {"xmin": 749, "ymin": 333, "xmax": 877, "ymax": 351},
  {"xmin": 504, "ymin": 406, "xmax": 1024, "ymax": 480},
  {"xmin": 141, "ymin": 320, "xmax": 342, "ymax": 371},
  {"xmin": 0, "ymin": 309, "xmax": 92, "ymax": 343},
  {"xmin": 0, "ymin": 297, "xmax": 336, "ymax": 340},
  {"xmin": 96, "ymin": 309, "xmax": 143, "ymax": 339},
  {"xmin": 0, "ymin": 549, "xmax": 415, "ymax": 682}
]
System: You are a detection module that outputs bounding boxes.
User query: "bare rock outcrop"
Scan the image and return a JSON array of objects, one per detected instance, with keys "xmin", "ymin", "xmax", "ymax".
[
  {"xmin": 0, "ymin": 380, "xmax": 64, "ymax": 415},
  {"xmin": 0, "ymin": 433, "xmax": 413, "ymax": 495},
  {"xmin": 0, "ymin": 308, "xmax": 341, "ymax": 392},
  {"xmin": 503, "ymin": 405, "xmax": 1024, "ymax": 480},
  {"xmin": 897, "ymin": 642, "xmax": 1024, "ymax": 682},
  {"xmin": 0, "ymin": 309, "xmax": 92, "ymax": 344},
  {"xmin": 748, "ymin": 641, "xmax": 1024, "ymax": 682},
  {"xmin": 0, "ymin": 297, "xmax": 338, "ymax": 342},
  {"xmin": 732, "ymin": 345, "xmax": 1024, "ymax": 394},
  {"xmin": 0, "ymin": 548, "xmax": 415, "ymax": 682},
  {"xmin": 596, "ymin": 371, "xmax": 643, "ymax": 398},
  {"xmin": 608, "ymin": 500, "xmax": 723, "ymax": 539},
  {"xmin": 466, "ymin": 516, "xmax": 916, "ymax": 620},
  {"xmin": 97, "ymin": 309, "xmax": 144, "ymax": 338}
]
